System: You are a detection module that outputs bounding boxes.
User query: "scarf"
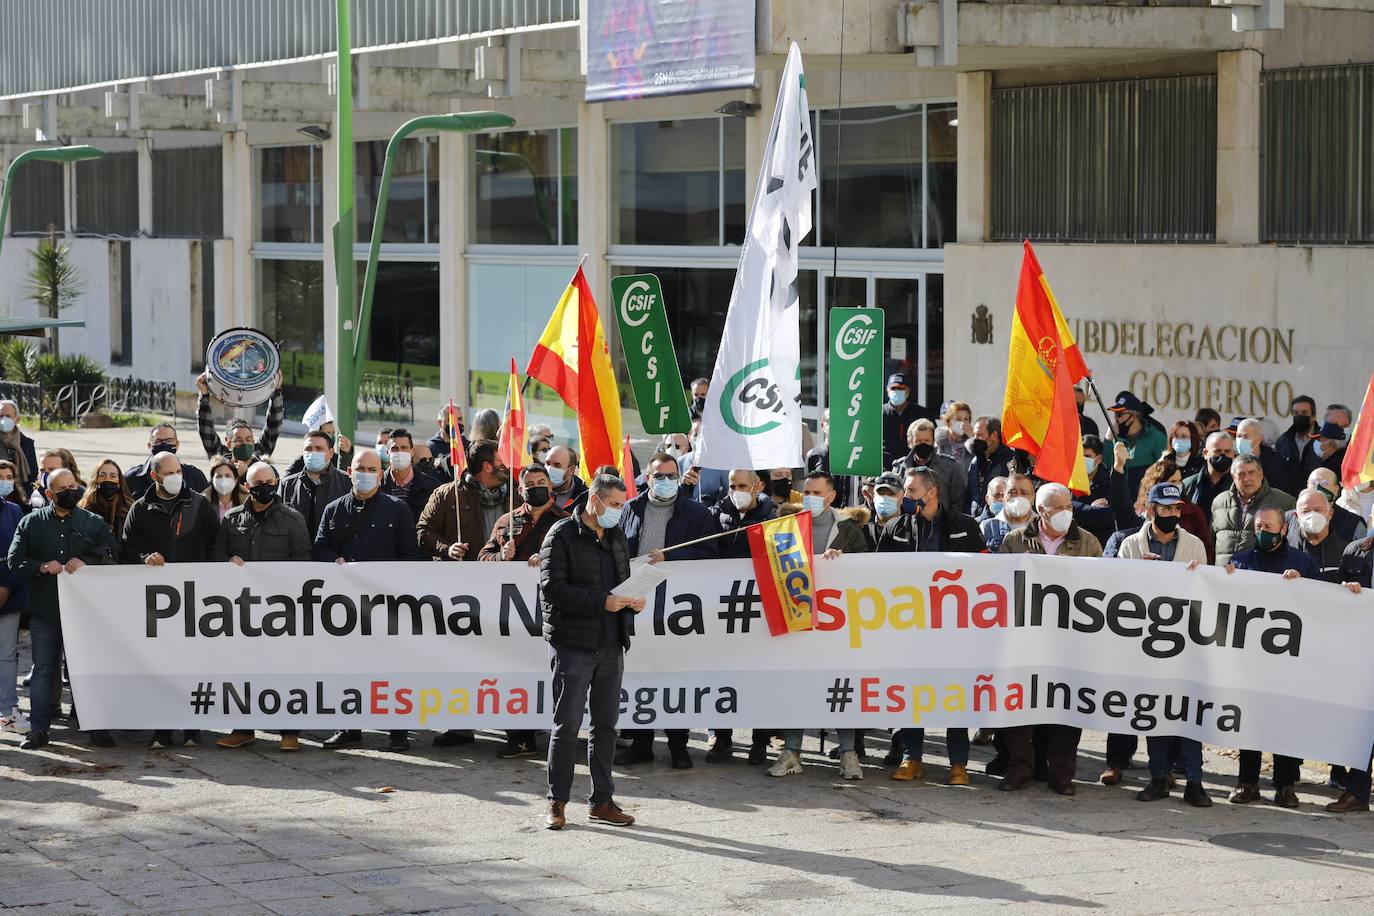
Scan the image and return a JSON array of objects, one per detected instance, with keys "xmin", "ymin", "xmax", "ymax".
[{"xmin": 0, "ymin": 428, "xmax": 31, "ymax": 494}]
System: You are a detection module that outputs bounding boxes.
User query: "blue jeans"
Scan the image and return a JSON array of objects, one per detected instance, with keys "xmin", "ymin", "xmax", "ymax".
[
  {"xmin": 781, "ymin": 729, "xmax": 856, "ymax": 754},
  {"xmin": 27, "ymin": 617, "xmax": 62, "ymax": 735},
  {"xmin": 898, "ymin": 727, "xmax": 969, "ymax": 765},
  {"xmin": 0, "ymin": 612, "xmax": 18, "ymax": 712},
  {"xmin": 546, "ymin": 645, "xmax": 623, "ymax": 806},
  {"xmin": 1146, "ymin": 736, "xmax": 1203, "ymax": 781}
]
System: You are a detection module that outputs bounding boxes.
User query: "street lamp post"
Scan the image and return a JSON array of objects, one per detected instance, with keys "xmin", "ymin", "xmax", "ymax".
[
  {"xmin": 340, "ymin": 112, "xmax": 515, "ymax": 439},
  {"xmin": 0, "ymin": 145, "xmax": 105, "ymax": 263}
]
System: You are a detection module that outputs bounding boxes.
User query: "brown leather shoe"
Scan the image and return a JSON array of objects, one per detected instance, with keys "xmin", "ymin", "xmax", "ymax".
[
  {"xmin": 1326, "ymin": 791, "xmax": 1369, "ymax": 814},
  {"xmin": 1273, "ymin": 785, "xmax": 1301, "ymax": 809},
  {"xmin": 1229, "ymin": 782, "xmax": 1261, "ymax": 804},
  {"xmin": 545, "ymin": 800, "xmax": 566, "ymax": 831},
  {"xmin": 1099, "ymin": 767, "xmax": 1123, "ymax": 786},
  {"xmin": 278, "ymin": 735, "xmax": 299, "ymax": 753},
  {"xmin": 588, "ymin": 800, "xmax": 635, "ymax": 826},
  {"xmin": 216, "ymin": 731, "xmax": 256, "ymax": 749}
]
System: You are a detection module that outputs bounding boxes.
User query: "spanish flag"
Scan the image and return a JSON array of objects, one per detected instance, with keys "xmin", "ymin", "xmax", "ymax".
[
  {"xmin": 1002, "ymin": 241, "xmax": 1091, "ymax": 493},
  {"xmin": 527, "ymin": 265, "xmax": 624, "ymax": 481},
  {"xmin": 621, "ymin": 436, "xmax": 638, "ymax": 499},
  {"xmin": 447, "ymin": 399, "xmax": 467, "ymax": 478},
  {"xmin": 497, "ymin": 358, "xmax": 526, "ymax": 473},
  {"xmin": 1341, "ymin": 372, "xmax": 1374, "ymax": 489},
  {"xmin": 746, "ymin": 512, "xmax": 816, "ymax": 637}
]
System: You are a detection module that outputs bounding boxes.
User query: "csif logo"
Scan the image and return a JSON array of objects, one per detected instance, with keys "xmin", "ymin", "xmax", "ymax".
[
  {"xmin": 718, "ymin": 358, "xmax": 797, "ymax": 436},
  {"xmin": 834, "ymin": 312, "xmax": 878, "ymax": 361},
  {"xmin": 618, "ymin": 279, "xmax": 656, "ymax": 328}
]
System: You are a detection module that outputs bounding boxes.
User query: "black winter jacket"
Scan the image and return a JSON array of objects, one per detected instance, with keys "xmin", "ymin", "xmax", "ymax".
[
  {"xmin": 211, "ymin": 502, "xmax": 312, "ymax": 562},
  {"xmin": 707, "ymin": 494, "xmax": 780, "ymax": 559},
  {"xmin": 121, "ymin": 489, "xmax": 220, "ymax": 564},
  {"xmin": 620, "ymin": 492, "xmax": 719, "ymax": 559},
  {"xmin": 280, "ymin": 467, "xmax": 351, "ymax": 536},
  {"xmin": 539, "ymin": 498, "xmax": 632, "ymax": 653},
  {"xmin": 877, "ymin": 504, "xmax": 986, "ymax": 554}
]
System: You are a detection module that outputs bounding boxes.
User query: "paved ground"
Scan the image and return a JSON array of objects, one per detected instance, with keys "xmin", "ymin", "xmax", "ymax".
[
  {"xmin": 6, "ymin": 633, "xmax": 1374, "ymax": 916},
  {"xmin": 10, "ymin": 423, "xmax": 1374, "ymax": 913}
]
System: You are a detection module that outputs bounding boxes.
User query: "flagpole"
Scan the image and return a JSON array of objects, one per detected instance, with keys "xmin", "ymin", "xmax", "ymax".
[{"xmin": 1084, "ymin": 373, "xmax": 1118, "ymax": 439}]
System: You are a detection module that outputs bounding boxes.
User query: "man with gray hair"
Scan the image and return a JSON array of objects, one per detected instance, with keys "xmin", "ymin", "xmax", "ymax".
[
  {"xmin": 1210, "ymin": 452, "xmax": 1296, "ymax": 566},
  {"xmin": 1235, "ymin": 417, "xmax": 1292, "ymax": 495},
  {"xmin": 539, "ymin": 474, "xmax": 644, "ymax": 830},
  {"xmin": 0, "ymin": 399, "xmax": 37, "ymax": 495}
]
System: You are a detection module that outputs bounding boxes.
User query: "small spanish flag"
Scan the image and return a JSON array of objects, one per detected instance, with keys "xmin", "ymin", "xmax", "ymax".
[
  {"xmin": 497, "ymin": 358, "xmax": 526, "ymax": 474},
  {"xmin": 747, "ymin": 512, "xmax": 816, "ymax": 637},
  {"xmin": 447, "ymin": 399, "xmax": 467, "ymax": 478},
  {"xmin": 621, "ymin": 436, "xmax": 637, "ymax": 499},
  {"xmin": 1342, "ymin": 372, "xmax": 1374, "ymax": 489}
]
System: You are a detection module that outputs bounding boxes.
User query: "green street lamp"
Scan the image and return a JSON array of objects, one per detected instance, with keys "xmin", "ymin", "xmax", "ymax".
[
  {"xmin": 340, "ymin": 112, "xmax": 515, "ymax": 438},
  {"xmin": 0, "ymin": 145, "xmax": 104, "ymax": 262}
]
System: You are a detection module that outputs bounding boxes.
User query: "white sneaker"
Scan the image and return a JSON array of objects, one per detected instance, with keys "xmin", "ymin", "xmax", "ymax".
[
  {"xmin": 768, "ymin": 749, "xmax": 803, "ymax": 777},
  {"xmin": 840, "ymin": 750, "xmax": 864, "ymax": 780},
  {"xmin": 3, "ymin": 707, "xmax": 30, "ymax": 734}
]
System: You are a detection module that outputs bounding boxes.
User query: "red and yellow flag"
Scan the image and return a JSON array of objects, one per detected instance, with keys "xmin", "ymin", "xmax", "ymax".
[
  {"xmin": 447, "ymin": 399, "xmax": 467, "ymax": 478},
  {"xmin": 497, "ymin": 358, "xmax": 526, "ymax": 473},
  {"xmin": 1342, "ymin": 372, "xmax": 1374, "ymax": 489},
  {"xmin": 621, "ymin": 436, "xmax": 637, "ymax": 499},
  {"xmin": 1002, "ymin": 241, "xmax": 1091, "ymax": 494},
  {"xmin": 746, "ymin": 512, "xmax": 816, "ymax": 637},
  {"xmin": 526, "ymin": 265, "xmax": 624, "ymax": 481}
]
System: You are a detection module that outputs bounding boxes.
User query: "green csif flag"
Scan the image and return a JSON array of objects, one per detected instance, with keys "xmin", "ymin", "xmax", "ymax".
[
  {"xmin": 827, "ymin": 307, "xmax": 884, "ymax": 476},
  {"xmin": 611, "ymin": 273, "xmax": 690, "ymax": 435}
]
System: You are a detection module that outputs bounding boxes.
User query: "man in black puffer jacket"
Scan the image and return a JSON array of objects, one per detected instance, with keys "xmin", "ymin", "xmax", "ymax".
[{"xmin": 539, "ymin": 474, "xmax": 644, "ymax": 831}]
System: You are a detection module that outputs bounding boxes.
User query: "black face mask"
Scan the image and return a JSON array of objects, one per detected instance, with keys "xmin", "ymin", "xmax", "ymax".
[
  {"xmin": 970, "ymin": 439, "xmax": 989, "ymax": 457},
  {"xmin": 769, "ymin": 479, "xmax": 792, "ymax": 500},
  {"xmin": 1208, "ymin": 454, "xmax": 1233, "ymax": 475},
  {"xmin": 1153, "ymin": 514, "xmax": 1179, "ymax": 534},
  {"xmin": 95, "ymin": 481, "xmax": 120, "ymax": 500},
  {"xmin": 692, "ymin": 396, "xmax": 706, "ymax": 414},
  {"xmin": 1117, "ymin": 415, "xmax": 1135, "ymax": 435},
  {"xmin": 524, "ymin": 486, "xmax": 551, "ymax": 508},
  {"xmin": 151, "ymin": 442, "xmax": 177, "ymax": 456},
  {"xmin": 232, "ymin": 443, "xmax": 256, "ymax": 461},
  {"xmin": 249, "ymin": 483, "xmax": 277, "ymax": 505},
  {"xmin": 415, "ymin": 459, "xmax": 434, "ymax": 474},
  {"xmin": 1292, "ymin": 414, "xmax": 1312, "ymax": 435},
  {"xmin": 912, "ymin": 443, "xmax": 935, "ymax": 463},
  {"xmin": 54, "ymin": 489, "xmax": 80, "ymax": 511}
]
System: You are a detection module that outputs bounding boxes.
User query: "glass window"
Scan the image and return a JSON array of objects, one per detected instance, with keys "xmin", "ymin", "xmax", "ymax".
[
  {"xmin": 926, "ymin": 104, "xmax": 958, "ymax": 249},
  {"xmin": 8, "ymin": 160, "xmax": 64, "ymax": 235},
  {"xmin": 925, "ymin": 273, "xmax": 944, "ymax": 409},
  {"xmin": 258, "ymin": 259, "xmax": 326, "ymax": 419},
  {"xmin": 75, "ymin": 151, "xmax": 138, "ymax": 236},
  {"xmin": 474, "ymin": 128, "xmax": 574, "ymax": 245},
  {"xmin": 356, "ymin": 138, "xmax": 434, "ymax": 244},
  {"xmin": 259, "ymin": 146, "xmax": 322, "ymax": 243},
  {"xmin": 154, "ymin": 147, "xmax": 224, "ymax": 239},
  {"xmin": 818, "ymin": 106, "xmax": 924, "ymax": 249},
  {"xmin": 363, "ymin": 261, "xmax": 441, "ymax": 424},
  {"xmin": 614, "ymin": 118, "xmax": 744, "ymax": 246}
]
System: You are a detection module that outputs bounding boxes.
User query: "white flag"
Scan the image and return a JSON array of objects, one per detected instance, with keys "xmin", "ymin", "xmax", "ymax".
[
  {"xmin": 302, "ymin": 394, "xmax": 334, "ymax": 430},
  {"xmin": 695, "ymin": 43, "xmax": 816, "ymax": 472}
]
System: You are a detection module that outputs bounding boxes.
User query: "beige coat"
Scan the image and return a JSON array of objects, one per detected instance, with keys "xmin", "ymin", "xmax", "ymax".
[{"xmin": 1116, "ymin": 521, "xmax": 1209, "ymax": 564}]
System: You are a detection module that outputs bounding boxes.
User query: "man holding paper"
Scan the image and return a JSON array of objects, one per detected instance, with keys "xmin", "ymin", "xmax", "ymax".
[{"xmin": 539, "ymin": 473, "xmax": 644, "ymax": 830}]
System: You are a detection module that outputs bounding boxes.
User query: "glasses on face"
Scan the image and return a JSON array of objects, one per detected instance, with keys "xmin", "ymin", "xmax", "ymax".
[{"xmin": 650, "ymin": 473, "xmax": 679, "ymax": 481}]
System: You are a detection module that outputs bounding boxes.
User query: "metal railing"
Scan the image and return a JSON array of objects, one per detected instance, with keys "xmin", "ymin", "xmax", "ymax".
[
  {"xmin": 0, "ymin": 380, "xmax": 43, "ymax": 418},
  {"xmin": 2, "ymin": 0, "xmax": 580, "ymax": 98},
  {"xmin": 358, "ymin": 372, "xmax": 415, "ymax": 424}
]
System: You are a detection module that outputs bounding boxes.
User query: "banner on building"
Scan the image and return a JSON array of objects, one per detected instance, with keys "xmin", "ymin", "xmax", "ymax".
[
  {"xmin": 585, "ymin": 0, "xmax": 756, "ymax": 103},
  {"xmin": 695, "ymin": 43, "xmax": 815, "ymax": 471},
  {"xmin": 611, "ymin": 273, "xmax": 690, "ymax": 435},
  {"xmin": 58, "ymin": 554, "xmax": 1374, "ymax": 766},
  {"xmin": 827, "ymin": 308, "xmax": 885, "ymax": 476}
]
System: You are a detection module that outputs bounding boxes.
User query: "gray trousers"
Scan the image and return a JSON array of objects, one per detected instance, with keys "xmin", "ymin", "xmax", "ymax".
[{"xmin": 546, "ymin": 644, "xmax": 623, "ymax": 806}]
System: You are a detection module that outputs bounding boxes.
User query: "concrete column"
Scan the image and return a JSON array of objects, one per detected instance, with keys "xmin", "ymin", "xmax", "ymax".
[
  {"xmin": 438, "ymin": 131, "xmax": 469, "ymax": 412},
  {"xmin": 136, "ymin": 138, "xmax": 154, "ymax": 236},
  {"xmin": 221, "ymin": 131, "xmax": 254, "ymax": 329},
  {"xmin": 956, "ymin": 71, "xmax": 992, "ymax": 244},
  {"xmin": 576, "ymin": 99, "xmax": 610, "ymax": 316},
  {"xmin": 321, "ymin": 132, "xmax": 341, "ymax": 420},
  {"xmin": 1216, "ymin": 48, "xmax": 1261, "ymax": 245},
  {"xmin": 62, "ymin": 161, "xmax": 74, "ymax": 237}
]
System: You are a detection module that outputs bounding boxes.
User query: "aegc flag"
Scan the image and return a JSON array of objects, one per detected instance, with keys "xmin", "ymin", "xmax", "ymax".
[{"xmin": 695, "ymin": 42, "xmax": 816, "ymax": 471}]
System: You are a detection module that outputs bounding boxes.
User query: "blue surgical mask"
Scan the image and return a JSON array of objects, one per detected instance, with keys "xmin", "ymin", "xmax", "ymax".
[
  {"xmin": 547, "ymin": 466, "xmax": 567, "ymax": 487},
  {"xmin": 353, "ymin": 471, "xmax": 379, "ymax": 493},
  {"xmin": 1084, "ymin": 456, "xmax": 1097, "ymax": 475},
  {"xmin": 596, "ymin": 503, "xmax": 623, "ymax": 529},
  {"xmin": 650, "ymin": 477, "xmax": 679, "ymax": 501},
  {"xmin": 888, "ymin": 390, "xmax": 907, "ymax": 407},
  {"xmin": 989, "ymin": 500, "xmax": 1005, "ymax": 516},
  {"xmin": 802, "ymin": 494, "xmax": 826, "ymax": 517},
  {"xmin": 304, "ymin": 451, "xmax": 330, "ymax": 473},
  {"xmin": 1236, "ymin": 438, "xmax": 1254, "ymax": 456},
  {"xmin": 0, "ymin": 480, "xmax": 14, "ymax": 498},
  {"xmin": 875, "ymin": 494, "xmax": 899, "ymax": 517},
  {"xmin": 1172, "ymin": 438, "xmax": 1192, "ymax": 456},
  {"xmin": 375, "ymin": 444, "xmax": 391, "ymax": 466}
]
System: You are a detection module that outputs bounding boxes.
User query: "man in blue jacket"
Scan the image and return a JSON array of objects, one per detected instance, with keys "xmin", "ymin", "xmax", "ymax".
[
  {"xmin": 314, "ymin": 449, "xmax": 420, "ymax": 752},
  {"xmin": 616, "ymin": 450, "xmax": 719, "ymax": 769},
  {"xmin": 1225, "ymin": 506, "xmax": 1320, "ymax": 809}
]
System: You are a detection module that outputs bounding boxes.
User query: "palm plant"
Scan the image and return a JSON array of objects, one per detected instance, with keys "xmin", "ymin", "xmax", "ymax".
[{"xmin": 25, "ymin": 228, "xmax": 82, "ymax": 359}]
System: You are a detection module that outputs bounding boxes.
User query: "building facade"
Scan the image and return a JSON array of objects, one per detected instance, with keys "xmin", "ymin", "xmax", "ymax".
[{"xmin": 1, "ymin": 0, "xmax": 1372, "ymax": 441}]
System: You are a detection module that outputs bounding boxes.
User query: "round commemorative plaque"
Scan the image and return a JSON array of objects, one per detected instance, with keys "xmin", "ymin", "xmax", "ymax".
[{"xmin": 204, "ymin": 328, "xmax": 281, "ymax": 407}]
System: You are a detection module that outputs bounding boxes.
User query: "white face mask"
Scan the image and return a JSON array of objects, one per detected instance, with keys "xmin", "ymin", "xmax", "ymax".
[
  {"xmin": 1042, "ymin": 507, "xmax": 1072, "ymax": 535},
  {"xmin": 1004, "ymin": 496, "xmax": 1032, "ymax": 519},
  {"xmin": 390, "ymin": 451, "xmax": 412, "ymax": 471},
  {"xmin": 729, "ymin": 490, "xmax": 753, "ymax": 512},
  {"xmin": 1299, "ymin": 512, "xmax": 1329, "ymax": 536},
  {"xmin": 534, "ymin": 450, "xmax": 550, "ymax": 463},
  {"xmin": 0, "ymin": 416, "xmax": 15, "ymax": 434},
  {"xmin": 664, "ymin": 444, "xmax": 684, "ymax": 458},
  {"xmin": 160, "ymin": 473, "xmax": 184, "ymax": 497},
  {"xmin": 212, "ymin": 476, "xmax": 237, "ymax": 496},
  {"xmin": 950, "ymin": 420, "xmax": 968, "ymax": 437}
]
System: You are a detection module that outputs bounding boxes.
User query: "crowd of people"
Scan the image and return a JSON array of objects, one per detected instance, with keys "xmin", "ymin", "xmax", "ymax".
[{"xmin": 2, "ymin": 369, "xmax": 1373, "ymax": 830}]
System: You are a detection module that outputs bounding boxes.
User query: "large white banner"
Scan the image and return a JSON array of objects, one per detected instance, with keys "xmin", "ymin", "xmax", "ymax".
[
  {"xmin": 694, "ymin": 42, "xmax": 815, "ymax": 471},
  {"xmin": 59, "ymin": 554, "xmax": 1374, "ymax": 766}
]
